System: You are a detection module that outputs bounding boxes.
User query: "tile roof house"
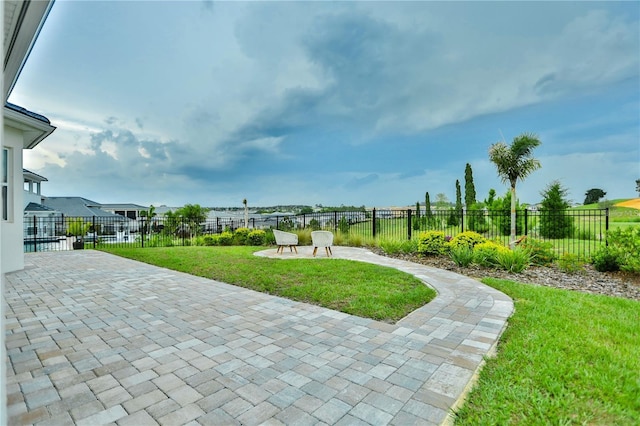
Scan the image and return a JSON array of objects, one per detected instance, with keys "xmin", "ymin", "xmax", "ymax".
[{"xmin": 3, "ymin": 0, "xmax": 56, "ymax": 274}]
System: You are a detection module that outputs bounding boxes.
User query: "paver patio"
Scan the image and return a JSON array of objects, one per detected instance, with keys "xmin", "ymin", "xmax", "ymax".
[{"xmin": 5, "ymin": 247, "xmax": 513, "ymax": 425}]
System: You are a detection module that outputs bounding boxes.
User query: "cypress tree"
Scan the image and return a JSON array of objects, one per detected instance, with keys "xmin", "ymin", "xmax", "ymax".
[
  {"xmin": 425, "ymin": 192, "xmax": 434, "ymax": 228},
  {"xmin": 448, "ymin": 180, "xmax": 462, "ymax": 226},
  {"xmin": 464, "ymin": 163, "xmax": 476, "ymax": 208}
]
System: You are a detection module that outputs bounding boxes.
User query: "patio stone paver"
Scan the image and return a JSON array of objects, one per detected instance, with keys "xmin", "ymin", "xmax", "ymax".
[{"xmin": 5, "ymin": 247, "xmax": 513, "ymax": 425}]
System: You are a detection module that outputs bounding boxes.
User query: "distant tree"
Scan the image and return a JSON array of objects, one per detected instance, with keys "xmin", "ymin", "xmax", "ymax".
[
  {"xmin": 485, "ymin": 188, "xmax": 497, "ymax": 208},
  {"xmin": 140, "ymin": 205, "xmax": 157, "ymax": 234},
  {"xmin": 435, "ymin": 193, "xmax": 450, "ymax": 208},
  {"xmin": 464, "ymin": 163, "xmax": 476, "ymax": 208},
  {"xmin": 455, "ymin": 180, "xmax": 462, "ymax": 211},
  {"xmin": 175, "ymin": 204, "xmax": 210, "ymax": 238},
  {"xmin": 636, "ymin": 178, "xmax": 640, "ymax": 196},
  {"xmin": 584, "ymin": 188, "xmax": 606, "ymax": 205},
  {"xmin": 489, "ymin": 132, "xmax": 542, "ymax": 246},
  {"xmin": 413, "ymin": 201, "xmax": 421, "ymax": 231},
  {"xmin": 425, "ymin": 192, "xmax": 434, "ymax": 228},
  {"xmin": 299, "ymin": 206, "xmax": 314, "ymax": 214},
  {"xmin": 539, "ymin": 180, "xmax": 574, "ymax": 239}
]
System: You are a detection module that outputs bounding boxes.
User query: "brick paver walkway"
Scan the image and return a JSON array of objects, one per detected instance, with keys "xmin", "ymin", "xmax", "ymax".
[{"xmin": 5, "ymin": 248, "xmax": 512, "ymax": 425}]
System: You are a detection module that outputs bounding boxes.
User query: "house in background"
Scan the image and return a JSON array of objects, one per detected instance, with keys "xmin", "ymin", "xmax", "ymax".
[
  {"xmin": 100, "ymin": 203, "xmax": 148, "ymax": 220},
  {"xmin": 42, "ymin": 196, "xmax": 140, "ymax": 235},
  {"xmin": 3, "ymin": 0, "xmax": 56, "ymax": 273},
  {"xmin": 23, "ymin": 168, "xmax": 62, "ymax": 241}
]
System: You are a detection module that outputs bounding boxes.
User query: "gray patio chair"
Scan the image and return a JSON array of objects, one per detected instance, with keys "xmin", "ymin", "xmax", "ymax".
[
  {"xmin": 311, "ymin": 231, "xmax": 333, "ymax": 257},
  {"xmin": 273, "ymin": 229, "xmax": 298, "ymax": 254}
]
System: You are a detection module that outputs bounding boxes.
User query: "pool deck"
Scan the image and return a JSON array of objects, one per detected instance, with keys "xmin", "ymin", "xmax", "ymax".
[{"xmin": 5, "ymin": 247, "xmax": 513, "ymax": 425}]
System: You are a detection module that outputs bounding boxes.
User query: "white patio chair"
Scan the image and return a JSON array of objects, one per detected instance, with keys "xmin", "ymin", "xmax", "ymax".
[
  {"xmin": 311, "ymin": 231, "xmax": 333, "ymax": 257},
  {"xmin": 273, "ymin": 229, "xmax": 298, "ymax": 254}
]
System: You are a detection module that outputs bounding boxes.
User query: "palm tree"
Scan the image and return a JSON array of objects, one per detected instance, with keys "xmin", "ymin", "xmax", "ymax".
[{"xmin": 489, "ymin": 132, "xmax": 542, "ymax": 247}]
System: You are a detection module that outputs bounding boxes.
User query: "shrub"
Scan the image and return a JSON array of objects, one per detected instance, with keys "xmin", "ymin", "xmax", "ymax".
[
  {"xmin": 448, "ymin": 231, "xmax": 487, "ymax": 251},
  {"xmin": 496, "ymin": 248, "xmax": 530, "ymax": 273},
  {"xmin": 417, "ymin": 231, "xmax": 448, "ymax": 256},
  {"xmin": 520, "ymin": 238, "xmax": 557, "ymax": 266},
  {"xmin": 591, "ymin": 246, "xmax": 621, "ymax": 272},
  {"xmin": 217, "ymin": 231, "xmax": 234, "ymax": 246},
  {"xmin": 450, "ymin": 245, "xmax": 475, "ymax": 267},
  {"xmin": 203, "ymin": 235, "xmax": 215, "ymax": 246},
  {"xmin": 603, "ymin": 227, "xmax": 640, "ymax": 273},
  {"xmin": 247, "ymin": 230, "xmax": 266, "ymax": 246},
  {"xmin": 233, "ymin": 227, "xmax": 250, "ymax": 245},
  {"xmin": 556, "ymin": 253, "xmax": 584, "ymax": 274},
  {"xmin": 538, "ymin": 181, "xmax": 574, "ymax": 239},
  {"xmin": 473, "ymin": 241, "xmax": 509, "ymax": 267}
]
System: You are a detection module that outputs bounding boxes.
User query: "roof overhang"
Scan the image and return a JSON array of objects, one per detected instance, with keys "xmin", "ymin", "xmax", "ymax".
[
  {"xmin": 23, "ymin": 168, "xmax": 47, "ymax": 182},
  {"xmin": 4, "ymin": 0, "xmax": 55, "ymax": 100},
  {"xmin": 3, "ymin": 103, "xmax": 56, "ymax": 148}
]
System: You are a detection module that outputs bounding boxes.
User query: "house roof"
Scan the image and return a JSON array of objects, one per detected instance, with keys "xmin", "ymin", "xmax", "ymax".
[
  {"xmin": 23, "ymin": 168, "xmax": 48, "ymax": 182},
  {"xmin": 4, "ymin": 102, "xmax": 56, "ymax": 148},
  {"xmin": 7, "ymin": 102, "xmax": 51, "ymax": 124},
  {"xmin": 24, "ymin": 201, "xmax": 56, "ymax": 212},
  {"xmin": 43, "ymin": 197, "xmax": 128, "ymax": 218},
  {"xmin": 100, "ymin": 203, "xmax": 148, "ymax": 210}
]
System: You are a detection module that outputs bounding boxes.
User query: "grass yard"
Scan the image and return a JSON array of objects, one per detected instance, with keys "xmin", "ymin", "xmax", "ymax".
[
  {"xmin": 454, "ymin": 278, "xmax": 640, "ymax": 425},
  {"xmin": 101, "ymin": 246, "xmax": 435, "ymax": 323}
]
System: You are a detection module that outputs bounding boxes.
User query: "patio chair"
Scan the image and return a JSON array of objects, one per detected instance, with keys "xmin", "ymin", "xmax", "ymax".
[
  {"xmin": 273, "ymin": 229, "xmax": 298, "ymax": 254},
  {"xmin": 311, "ymin": 231, "xmax": 333, "ymax": 257}
]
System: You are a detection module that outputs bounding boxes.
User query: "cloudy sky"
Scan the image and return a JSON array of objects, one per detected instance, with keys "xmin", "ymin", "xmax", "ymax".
[{"xmin": 10, "ymin": 1, "xmax": 640, "ymax": 208}]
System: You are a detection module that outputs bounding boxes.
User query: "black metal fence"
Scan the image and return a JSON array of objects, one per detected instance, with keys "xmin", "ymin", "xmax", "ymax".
[{"xmin": 24, "ymin": 208, "xmax": 609, "ymax": 258}]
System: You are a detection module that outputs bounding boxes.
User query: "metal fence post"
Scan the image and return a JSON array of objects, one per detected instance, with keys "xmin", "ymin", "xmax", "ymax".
[
  {"xmin": 372, "ymin": 208, "xmax": 377, "ymax": 238},
  {"xmin": 141, "ymin": 216, "xmax": 145, "ymax": 248},
  {"xmin": 407, "ymin": 209, "xmax": 412, "ymax": 240},
  {"xmin": 33, "ymin": 215, "xmax": 37, "ymax": 252},
  {"xmin": 605, "ymin": 208, "xmax": 609, "ymax": 247},
  {"xmin": 524, "ymin": 209, "xmax": 528, "ymax": 236},
  {"xmin": 93, "ymin": 216, "xmax": 97, "ymax": 249}
]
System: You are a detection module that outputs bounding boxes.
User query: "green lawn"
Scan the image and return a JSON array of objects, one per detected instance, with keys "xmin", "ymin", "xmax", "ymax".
[
  {"xmin": 101, "ymin": 246, "xmax": 435, "ymax": 323},
  {"xmin": 454, "ymin": 278, "xmax": 640, "ymax": 425},
  {"xmin": 102, "ymin": 246, "xmax": 640, "ymax": 423}
]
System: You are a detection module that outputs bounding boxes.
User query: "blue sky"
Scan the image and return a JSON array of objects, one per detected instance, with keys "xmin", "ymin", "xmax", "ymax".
[{"xmin": 10, "ymin": 1, "xmax": 640, "ymax": 208}]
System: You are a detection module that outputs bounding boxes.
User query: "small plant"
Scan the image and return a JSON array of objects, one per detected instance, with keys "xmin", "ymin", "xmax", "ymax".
[
  {"xmin": 556, "ymin": 253, "xmax": 585, "ymax": 274},
  {"xmin": 203, "ymin": 235, "xmax": 215, "ymax": 246},
  {"xmin": 448, "ymin": 231, "xmax": 487, "ymax": 251},
  {"xmin": 450, "ymin": 245, "xmax": 475, "ymax": 267},
  {"xmin": 519, "ymin": 238, "xmax": 557, "ymax": 266},
  {"xmin": 380, "ymin": 238, "xmax": 417, "ymax": 255},
  {"xmin": 417, "ymin": 231, "xmax": 448, "ymax": 256},
  {"xmin": 496, "ymin": 247, "xmax": 530, "ymax": 273},
  {"xmin": 379, "ymin": 238, "xmax": 404, "ymax": 255},
  {"xmin": 473, "ymin": 241, "xmax": 509, "ymax": 267},
  {"xmin": 591, "ymin": 246, "xmax": 620, "ymax": 272},
  {"xmin": 400, "ymin": 239, "xmax": 419, "ymax": 254}
]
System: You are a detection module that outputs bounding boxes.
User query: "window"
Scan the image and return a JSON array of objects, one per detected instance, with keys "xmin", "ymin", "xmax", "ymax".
[
  {"xmin": 126, "ymin": 211, "xmax": 136, "ymax": 220},
  {"xmin": 2, "ymin": 148, "xmax": 11, "ymax": 221}
]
